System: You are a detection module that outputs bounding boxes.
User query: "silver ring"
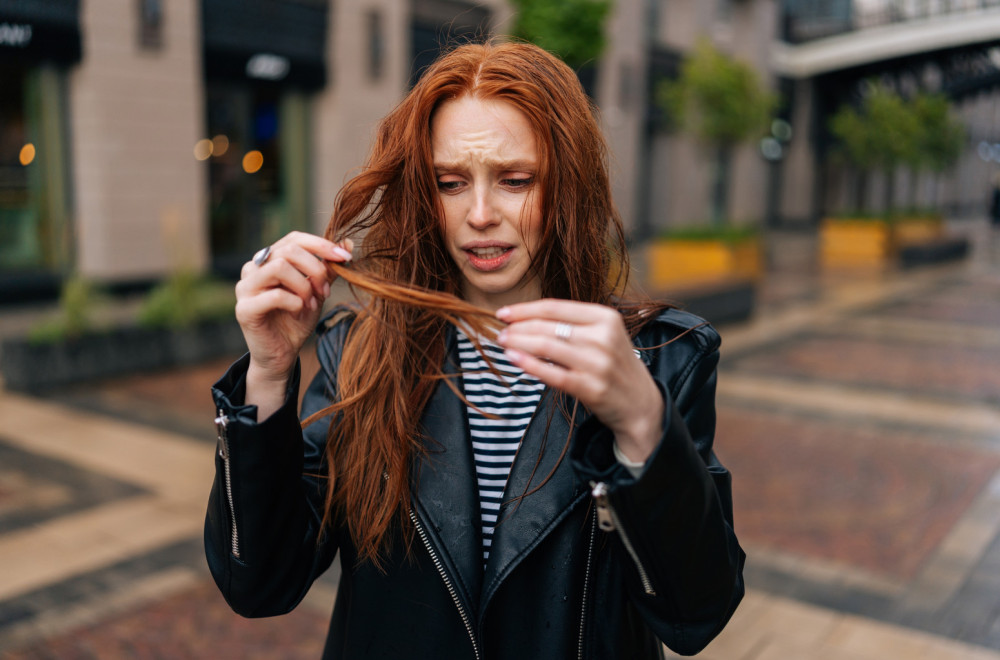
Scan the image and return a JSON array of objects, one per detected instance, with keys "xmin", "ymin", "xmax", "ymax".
[
  {"xmin": 252, "ymin": 245, "xmax": 271, "ymax": 267},
  {"xmin": 554, "ymin": 322, "xmax": 573, "ymax": 341}
]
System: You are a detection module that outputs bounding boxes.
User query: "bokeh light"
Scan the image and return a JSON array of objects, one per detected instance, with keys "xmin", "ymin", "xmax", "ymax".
[
  {"xmin": 211, "ymin": 134, "xmax": 229, "ymax": 156},
  {"xmin": 242, "ymin": 150, "xmax": 264, "ymax": 173},
  {"xmin": 193, "ymin": 139, "xmax": 213, "ymax": 160},
  {"xmin": 19, "ymin": 143, "xmax": 35, "ymax": 166}
]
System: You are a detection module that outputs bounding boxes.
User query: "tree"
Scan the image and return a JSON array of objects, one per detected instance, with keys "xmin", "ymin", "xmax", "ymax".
[
  {"xmin": 910, "ymin": 92, "xmax": 964, "ymax": 208},
  {"xmin": 828, "ymin": 84, "xmax": 920, "ymax": 213},
  {"xmin": 511, "ymin": 0, "xmax": 612, "ymax": 71},
  {"xmin": 829, "ymin": 86, "xmax": 965, "ymax": 214},
  {"xmin": 657, "ymin": 39, "xmax": 777, "ymax": 225}
]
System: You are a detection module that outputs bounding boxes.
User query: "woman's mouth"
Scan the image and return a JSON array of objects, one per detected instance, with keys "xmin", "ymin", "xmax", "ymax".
[
  {"xmin": 465, "ymin": 245, "xmax": 514, "ymax": 271},
  {"xmin": 469, "ymin": 246, "xmax": 507, "ymax": 259}
]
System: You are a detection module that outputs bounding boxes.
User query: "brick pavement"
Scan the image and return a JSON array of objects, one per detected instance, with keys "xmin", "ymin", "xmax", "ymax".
[
  {"xmin": 6, "ymin": 579, "xmax": 329, "ymax": 660},
  {"xmin": 718, "ymin": 405, "xmax": 1000, "ymax": 580},
  {"xmin": 2, "ymin": 223, "xmax": 1000, "ymax": 659}
]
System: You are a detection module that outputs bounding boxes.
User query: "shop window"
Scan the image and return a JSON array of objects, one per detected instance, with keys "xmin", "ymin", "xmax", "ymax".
[
  {"xmin": 0, "ymin": 62, "xmax": 70, "ymax": 274},
  {"xmin": 138, "ymin": 0, "xmax": 164, "ymax": 50},
  {"xmin": 367, "ymin": 9, "xmax": 385, "ymax": 81},
  {"xmin": 205, "ymin": 85, "xmax": 311, "ymax": 276},
  {"xmin": 717, "ymin": 0, "xmax": 734, "ymax": 24}
]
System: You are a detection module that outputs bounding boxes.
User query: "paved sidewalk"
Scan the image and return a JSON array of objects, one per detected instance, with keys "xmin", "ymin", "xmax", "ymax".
[{"xmin": 1, "ymin": 221, "xmax": 999, "ymax": 658}]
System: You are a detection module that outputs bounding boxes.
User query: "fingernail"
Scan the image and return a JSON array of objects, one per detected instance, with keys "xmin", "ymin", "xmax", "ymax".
[
  {"xmin": 323, "ymin": 282, "xmax": 331, "ymax": 298},
  {"xmin": 496, "ymin": 306, "xmax": 511, "ymax": 320},
  {"xmin": 504, "ymin": 348, "xmax": 523, "ymax": 362},
  {"xmin": 310, "ymin": 296, "xmax": 318, "ymax": 311},
  {"xmin": 496, "ymin": 330, "xmax": 508, "ymax": 344},
  {"xmin": 332, "ymin": 246, "xmax": 352, "ymax": 261}
]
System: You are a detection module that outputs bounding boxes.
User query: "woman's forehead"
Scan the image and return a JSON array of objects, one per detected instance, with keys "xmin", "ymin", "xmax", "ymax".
[{"xmin": 430, "ymin": 96, "xmax": 539, "ymax": 168}]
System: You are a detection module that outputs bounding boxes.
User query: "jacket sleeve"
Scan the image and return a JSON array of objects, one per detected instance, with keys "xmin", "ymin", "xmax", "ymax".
[
  {"xmin": 204, "ymin": 315, "xmax": 349, "ymax": 618},
  {"xmin": 570, "ymin": 310, "xmax": 745, "ymax": 656}
]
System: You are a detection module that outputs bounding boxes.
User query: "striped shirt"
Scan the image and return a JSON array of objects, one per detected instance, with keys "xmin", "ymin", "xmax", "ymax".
[{"xmin": 456, "ymin": 328, "xmax": 544, "ymax": 565}]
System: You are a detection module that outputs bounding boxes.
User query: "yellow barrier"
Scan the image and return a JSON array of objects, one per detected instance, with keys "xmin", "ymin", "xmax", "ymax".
[
  {"xmin": 820, "ymin": 217, "xmax": 943, "ymax": 268},
  {"xmin": 646, "ymin": 239, "xmax": 761, "ymax": 289}
]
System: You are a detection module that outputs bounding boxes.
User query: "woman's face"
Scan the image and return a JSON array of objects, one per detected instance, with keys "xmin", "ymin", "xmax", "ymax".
[{"xmin": 432, "ymin": 95, "xmax": 543, "ymax": 311}]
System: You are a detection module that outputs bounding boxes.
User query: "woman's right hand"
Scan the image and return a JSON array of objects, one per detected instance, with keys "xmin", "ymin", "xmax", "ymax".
[{"xmin": 235, "ymin": 231, "xmax": 353, "ymax": 414}]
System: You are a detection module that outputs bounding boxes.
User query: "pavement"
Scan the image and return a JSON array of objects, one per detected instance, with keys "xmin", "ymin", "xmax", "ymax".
[{"xmin": 1, "ymin": 220, "xmax": 999, "ymax": 659}]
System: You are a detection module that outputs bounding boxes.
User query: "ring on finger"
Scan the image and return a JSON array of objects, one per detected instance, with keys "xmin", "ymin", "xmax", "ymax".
[
  {"xmin": 554, "ymin": 322, "xmax": 573, "ymax": 341},
  {"xmin": 252, "ymin": 245, "xmax": 272, "ymax": 267}
]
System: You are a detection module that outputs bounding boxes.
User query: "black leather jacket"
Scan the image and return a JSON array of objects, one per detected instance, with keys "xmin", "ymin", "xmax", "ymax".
[{"xmin": 205, "ymin": 307, "xmax": 745, "ymax": 659}]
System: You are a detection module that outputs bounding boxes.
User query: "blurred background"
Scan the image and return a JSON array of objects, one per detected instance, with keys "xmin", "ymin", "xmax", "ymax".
[{"xmin": 0, "ymin": 0, "xmax": 999, "ymax": 658}]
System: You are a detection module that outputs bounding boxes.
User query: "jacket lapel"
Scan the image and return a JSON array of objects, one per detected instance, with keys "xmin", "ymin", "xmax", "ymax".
[
  {"xmin": 480, "ymin": 388, "xmax": 588, "ymax": 610},
  {"xmin": 411, "ymin": 328, "xmax": 483, "ymax": 613}
]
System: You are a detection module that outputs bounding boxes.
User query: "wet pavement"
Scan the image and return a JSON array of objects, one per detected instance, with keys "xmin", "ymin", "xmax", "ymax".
[{"xmin": 1, "ymin": 220, "xmax": 999, "ymax": 659}]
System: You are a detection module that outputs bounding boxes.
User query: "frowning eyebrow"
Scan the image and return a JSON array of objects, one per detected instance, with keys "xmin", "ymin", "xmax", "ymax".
[{"xmin": 433, "ymin": 158, "xmax": 537, "ymax": 173}]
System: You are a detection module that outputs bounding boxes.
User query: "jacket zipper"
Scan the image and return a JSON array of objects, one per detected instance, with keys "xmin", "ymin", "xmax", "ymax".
[
  {"xmin": 590, "ymin": 481, "xmax": 655, "ymax": 596},
  {"xmin": 578, "ymin": 508, "xmax": 597, "ymax": 660},
  {"xmin": 215, "ymin": 410, "xmax": 240, "ymax": 558},
  {"xmin": 409, "ymin": 509, "xmax": 482, "ymax": 660}
]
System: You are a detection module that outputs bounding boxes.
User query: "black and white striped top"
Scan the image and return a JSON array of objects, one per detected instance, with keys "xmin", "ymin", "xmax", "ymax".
[{"xmin": 456, "ymin": 328, "xmax": 545, "ymax": 565}]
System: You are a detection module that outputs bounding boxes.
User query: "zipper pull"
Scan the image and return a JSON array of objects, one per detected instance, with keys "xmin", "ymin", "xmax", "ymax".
[
  {"xmin": 215, "ymin": 410, "xmax": 229, "ymax": 459},
  {"xmin": 214, "ymin": 408, "xmax": 241, "ymax": 558},
  {"xmin": 590, "ymin": 481, "xmax": 615, "ymax": 532}
]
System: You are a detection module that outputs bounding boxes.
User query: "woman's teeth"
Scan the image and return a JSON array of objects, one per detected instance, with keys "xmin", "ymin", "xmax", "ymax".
[{"xmin": 470, "ymin": 246, "xmax": 507, "ymax": 259}]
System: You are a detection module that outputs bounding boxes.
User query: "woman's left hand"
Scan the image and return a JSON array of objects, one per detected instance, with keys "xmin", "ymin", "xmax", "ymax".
[{"xmin": 496, "ymin": 299, "xmax": 663, "ymax": 463}]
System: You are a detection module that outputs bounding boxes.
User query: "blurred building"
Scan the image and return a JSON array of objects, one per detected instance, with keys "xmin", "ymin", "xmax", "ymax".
[
  {"xmin": 620, "ymin": 0, "xmax": 782, "ymax": 236},
  {"xmin": 775, "ymin": 0, "xmax": 1000, "ymax": 223},
  {"xmin": 619, "ymin": 0, "xmax": 1000, "ymax": 235},
  {"xmin": 0, "ymin": 0, "xmax": 505, "ymax": 301},
  {"xmin": 2, "ymin": 0, "xmax": 998, "ymax": 302}
]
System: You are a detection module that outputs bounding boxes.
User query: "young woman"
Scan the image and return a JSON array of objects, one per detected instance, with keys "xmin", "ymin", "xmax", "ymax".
[{"xmin": 205, "ymin": 41, "xmax": 744, "ymax": 659}]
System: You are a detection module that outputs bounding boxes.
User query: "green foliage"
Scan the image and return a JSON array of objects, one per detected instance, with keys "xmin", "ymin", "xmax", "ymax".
[
  {"xmin": 827, "ymin": 209, "xmax": 942, "ymax": 224},
  {"xmin": 137, "ymin": 271, "xmax": 235, "ymax": 329},
  {"xmin": 28, "ymin": 277, "xmax": 107, "ymax": 344},
  {"xmin": 655, "ymin": 39, "xmax": 777, "ymax": 225},
  {"xmin": 826, "ymin": 211, "xmax": 889, "ymax": 222},
  {"xmin": 657, "ymin": 39, "xmax": 777, "ymax": 147},
  {"xmin": 656, "ymin": 223, "xmax": 759, "ymax": 244},
  {"xmin": 912, "ymin": 93, "xmax": 965, "ymax": 173},
  {"xmin": 829, "ymin": 86, "xmax": 964, "ymax": 174},
  {"xmin": 829, "ymin": 85, "xmax": 920, "ymax": 173},
  {"xmin": 511, "ymin": 0, "xmax": 612, "ymax": 69}
]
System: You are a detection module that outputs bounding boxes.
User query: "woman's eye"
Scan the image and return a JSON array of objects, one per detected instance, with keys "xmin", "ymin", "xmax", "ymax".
[
  {"xmin": 437, "ymin": 179, "xmax": 462, "ymax": 192},
  {"xmin": 503, "ymin": 176, "xmax": 533, "ymax": 189}
]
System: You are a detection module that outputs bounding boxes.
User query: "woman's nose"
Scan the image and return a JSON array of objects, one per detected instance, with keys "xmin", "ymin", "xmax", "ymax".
[{"xmin": 467, "ymin": 190, "xmax": 499, "ymax": 229}]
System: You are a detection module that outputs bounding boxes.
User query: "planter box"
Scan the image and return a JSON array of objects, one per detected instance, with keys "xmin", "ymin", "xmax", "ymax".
[
  {"xmin": 899, "ymin": 237, "xmax": 970, "ymax": 269},
  {"xmin": 670, "ymin": 278, "xmax": 756, "ymax": 326},
  {"xmin": 0, "ymin": 318, "xmax": 246, "ymax": 392},
  {"xmin": 893, "ymin": 216, "xmax": 943, "ymax": 246},
  {"xmin": 646, "ymin": 238, "xmax": 762, "ymax": 290},
  {"xmin": 819, "ymin": 217, "xmax": 945, "ymax": 269}
]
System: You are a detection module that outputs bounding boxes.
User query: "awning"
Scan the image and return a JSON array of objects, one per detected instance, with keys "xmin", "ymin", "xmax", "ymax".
[
  {"xmin": 0, "ymin": 0, "xmax": 82, "ymax": 64},
  {"xmin": 202, "ymin": 0, "xmax": 329, "ymax": 91}
]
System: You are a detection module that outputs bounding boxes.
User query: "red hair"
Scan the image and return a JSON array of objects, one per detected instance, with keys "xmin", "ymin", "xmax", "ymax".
[{"xmin": 315, "ymin": 41, "xmax": 656, "ymax": 567}]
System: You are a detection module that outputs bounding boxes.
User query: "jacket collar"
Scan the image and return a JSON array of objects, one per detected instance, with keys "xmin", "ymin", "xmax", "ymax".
[{"xmin": 411, "ymin": 326, "xmax": 587, "ymax": 620}]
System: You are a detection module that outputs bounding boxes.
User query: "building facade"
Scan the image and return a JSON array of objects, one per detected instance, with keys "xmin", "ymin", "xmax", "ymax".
[
  {"xmin": 0, "ymin": 0, "xmax": 784, "ymax": 301},
  {"xmin": 3, "ymin": 0, "xmax": 994, "ymax": 302},
  {"xmin": 0, "ymin": 0, "xmax": 507, "ymax": 301}
]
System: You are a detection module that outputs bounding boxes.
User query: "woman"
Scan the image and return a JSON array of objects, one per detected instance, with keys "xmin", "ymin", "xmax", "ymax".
[{"xmin": 206, "ymin": 41, "xmax": 744, "ymax": 659}]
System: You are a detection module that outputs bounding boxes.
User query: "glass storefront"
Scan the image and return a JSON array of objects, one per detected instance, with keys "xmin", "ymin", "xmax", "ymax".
[
  {"xmin": 0, "ymin": 62, "xmax": 71, "ymax": 276},
  {"xmin": 0, "ymin": 63, "xmax": 34, "ymax": 269},
  {"xmin": 201, "ymin": 0, "xmax": 326, "ymax": 277},
  {"xmin": 0, "ymin": 0, "xmax": 79, "ymax": 298},
  {"xmin": 204, "ymin": 85, "xmax": 311, "ymax": 275}
]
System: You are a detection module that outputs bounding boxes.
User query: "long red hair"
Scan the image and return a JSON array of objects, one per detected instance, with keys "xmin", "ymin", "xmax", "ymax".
[{"xmin": 314, "ymin": 41, "xmax": 657, "ymax": 567}]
